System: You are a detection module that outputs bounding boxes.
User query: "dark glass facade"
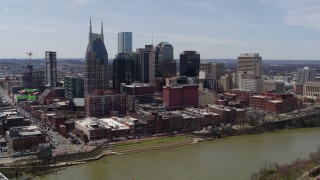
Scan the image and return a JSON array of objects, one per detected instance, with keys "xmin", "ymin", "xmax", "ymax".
[{"xmin": 179, "ymin": 51, "xmax": 200, "ymax": 77}]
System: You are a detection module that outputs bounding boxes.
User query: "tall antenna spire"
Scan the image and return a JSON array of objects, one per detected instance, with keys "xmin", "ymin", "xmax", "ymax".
[
  {"xmin": 152, "ymin": 32, "xmax": 154, "ymax": 46},
  {"xmin": 89, "ymin": 15, "xmax": 93, "ymax": 51},
  {"xmin": 101, "ymin": 17, "xmax": 103, "ymax": 35},
  {"xmin": 90, "ymin": 14, "xmax": 92, "ymax": 33}
]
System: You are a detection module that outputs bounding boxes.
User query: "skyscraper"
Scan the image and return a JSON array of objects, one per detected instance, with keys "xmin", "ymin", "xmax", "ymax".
[
  {"xmin": 154, "ymin": 42, "xmax": 176, "ymax": 78},
  {"xmin": 154, "ymin": 42, "xmax": 174, "ymax": 61},
  {"xmin": 118, "ymin": 32, "xmax": 132, "ymax": 53},
  {"xmin": 112, "ymin": 53, "xmax": 134, "ymax": 92},
  {"xmin": 133, "ymin": 45, "xmax": 155, "ymax": 83},
  {"xmin": 64, "ymin": 76, "xmax": 84, "ymax": 99},
  {"xmin": 237, "ymin": 53, "xmax": 262, "ymax": 77},
  {"xmin": 141, "ymin": 45, "xmax": 155, "ymax": 83},
  {"xmin": 179, "ymin": 51, "xmax": 200, "ymax": 77},
  {"xmin": 45, "ymin": 51, "xmax": 57, "ymax": 89},
  {"xmin": 199, "ymin": 62, "xmax": 225, "ymax": 79},
  {"xmin": 297, "ymin": 67, "xmax": 316, "ymax": 84},
  {"xmin": 84, "ymin": 18, "xmax": 109, "ymax": 95}
]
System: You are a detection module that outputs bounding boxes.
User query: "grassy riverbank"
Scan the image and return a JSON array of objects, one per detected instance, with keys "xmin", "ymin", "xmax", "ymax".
[
  {"xmin": 53, "ymin": 135, "xmax": 194, "ymax": 162},
  {"xmin": 1, "ymin": 135, "xmax": 194, "ymax": 178},
  {"xmin": 113, "ymin": 135, "xmax": 189, "ymax": 151},
  {"xmin": 251, "ymin": 147, "xmax": 320, "ymax": 180}
]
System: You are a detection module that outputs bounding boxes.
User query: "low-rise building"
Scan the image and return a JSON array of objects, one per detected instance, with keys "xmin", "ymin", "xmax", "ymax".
[
  {"xmin": 0, "ymin": 112, "xmax": 31, "ymax": 135},
  {"xmin": 45, "ymin": 113, "xmax": 65, "ymax": 130},
  {"xmin": 163, "ymin": 84, "xmax": 198, "ymax": 110},
  {"xmin": 198, "ymin": 89, "xmax": 214, "ymax": 107},
  {"xmin": 303, "ymin": 81, "xmax": 320, "ymax": 99},
  {"xmin": 250, "ymin": 92, "xmax": 297, "ymax": 113},
  {"xmin": 122, "ymin": 83, "xmax": 155, "ymax": 112},
  {"xmin": 6, "ymin": 126, "xmax": 49, "ymax": 151},
  {"xmin": 75, "ymin": 118, "xmax": 111, "ymax": 141},
  {"xmin": 228, "ymin": 89, "xmax": 257, "ymax": 106},
  {"xmin": 207, "ymin": 104, "xmax": 245, "ymax": 124},
  {"xmin": 74, "ymin": 116, "xmax": 141, "ymax": 141}
]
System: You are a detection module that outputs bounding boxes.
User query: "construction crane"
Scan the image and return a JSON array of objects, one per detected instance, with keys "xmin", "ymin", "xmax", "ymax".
[{"xmin": 26, "ymin": 51, "xmax": 33, "ymax": 65}]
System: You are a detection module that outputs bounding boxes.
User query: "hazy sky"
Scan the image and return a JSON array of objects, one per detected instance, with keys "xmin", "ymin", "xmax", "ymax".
[{"xmin": 1, "ymin": 0, "xmax": 320, "ymax": 60}]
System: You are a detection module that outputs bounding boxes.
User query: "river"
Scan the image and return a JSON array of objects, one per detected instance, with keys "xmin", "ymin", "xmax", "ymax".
[{"xmin": 35, "ymin": 128, "xmax": 320, "ymax": 180}]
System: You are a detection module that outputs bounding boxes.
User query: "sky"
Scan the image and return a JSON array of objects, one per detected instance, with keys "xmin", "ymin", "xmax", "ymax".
[{"xmin": 1, "ymin": 0, "xmax": 320, "ymax": 60}]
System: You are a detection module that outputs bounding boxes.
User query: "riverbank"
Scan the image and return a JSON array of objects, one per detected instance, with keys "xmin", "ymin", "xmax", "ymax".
[
  {"xmin": 251, "ymin": 147, "xmax": 320, "ymax": 179},
  {"xmin": 53, "ymin": 135, "xmax": 196, "ymax": 163},
  {"xmin": 3, "ymin": 110, "xmax": 320, "ymax": 179},
  {"xmin": 30, "ymin": 128, "xmax": 320, "ymax": 180},
  {"xmin": 0, "ymin": 135, "xmax": 197, "ymax": 178}
]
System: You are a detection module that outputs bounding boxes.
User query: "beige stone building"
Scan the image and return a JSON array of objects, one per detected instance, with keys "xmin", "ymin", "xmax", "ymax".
[
  {"xmin": 198, "ymin": 89, "xmax": 215, "ymax": 106},
  {"xmin": 237, "ymin": 53, "xmax": 262, "ymax": 77},
  {"xmin": 303, "ymin": 81, "xmax": 320, "ymax": 99}
]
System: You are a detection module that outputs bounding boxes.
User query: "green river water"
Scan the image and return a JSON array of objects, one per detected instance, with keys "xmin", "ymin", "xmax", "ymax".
[{"xmin": 35, "ymin": 128, "xmax": 320, "ymax": 180}]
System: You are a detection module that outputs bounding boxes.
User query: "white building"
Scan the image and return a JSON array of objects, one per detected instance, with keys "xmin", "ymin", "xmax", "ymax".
[
  {"xmin": 303, "ymin": 81, "xmax": 320, "ymax": 99},
  {"xmin": 237, "ymin": 53, "xmax": 262, "ymax": 77},
  {"xmin": 238, "ymin": 75, "xmax": 263, "ymax": 92},
  {"xmin": 297, "ymin": 67, "xmax": 316, "ymax": 84}
]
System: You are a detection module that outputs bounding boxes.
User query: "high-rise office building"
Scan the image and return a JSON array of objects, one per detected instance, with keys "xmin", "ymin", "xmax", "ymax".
[
  {"xmin": 132, "ymin": 45, "xmax": 155, "ymax": 83},
  {"xmin": 112, "ymin": 53, "xmax": 135, "ymax": 92},
  {"xmin": 118, "ymin": 32, "xmax": 132, "ymax": 53},
  {"xmin": 154, "ymin": 42, "xmax": 176, "ymax": 78},
  {"xmin": 199, "ymin": 62, "xmax": 225, "ymax": 79},
  {"xmin": 179, "ymin": 51, "xmax": 200, "ymax": 77},
  {"xmin": 297, "ymin": 66, "xmax": 316, "ymax": 84},
  {"xmin": 84, "ymin": 19, "xmax": 109, "ymax": 95},
  {"xmin": 64, "ymin": 76, "xmax": 84, "ymax": 99},
  {"xmin": 45, "ymin": 51, "xmax": 57, "ymax": 89},
  {"xmin": 154, "ymin": 42, "xmax": 174, "ymax": 61},
  {"xmin": 139, "ymin": 45, "xmax": 155, "ymax": 83},
  {"xmin": 237, "ymin": 53, "xmax": 262, "ymax": 77}
]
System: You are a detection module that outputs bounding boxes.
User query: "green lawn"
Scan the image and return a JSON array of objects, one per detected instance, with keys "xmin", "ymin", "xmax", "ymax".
[{"xmin": 113, "ymin": 136, "xmax": 189, "ymax": 150}]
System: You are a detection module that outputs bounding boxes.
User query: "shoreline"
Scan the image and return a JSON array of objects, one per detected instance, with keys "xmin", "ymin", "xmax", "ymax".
[{"xmin": 2, "ymin": 116, "xmax": 320, "ymax": 179}]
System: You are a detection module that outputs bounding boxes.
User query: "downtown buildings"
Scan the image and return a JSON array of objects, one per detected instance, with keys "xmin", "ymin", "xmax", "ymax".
[
  {"xmin": 85, "ymin": 90, "xmax": 127, "ymax": 117},
  {"xmin": 237, "ymin": 53, "xmax": 262, "ymax": 77},
  {"xmin": 45, "ymin": 51, "xmax": 57, "ymax": 89},
  {"xmin": 84, "ymin": 19, "xmax": 109, "ymax": 95},
  {"xmin": 236, "ymin": 53, "xmax": 263, "ymax": 92},
  {"xmin": 179, "ymin": 51, "xmax": 200, "ymax": 77},
  {"xmin": 118, "ymin": 32, "xmax": 132, "ymax": 53},
  {"xmin": 154, "ymin": 42, "xmax": 176, "ymax": 78},
  {"xmin": 64, "ymin": 76, "xmax": 84, "ymax": 99}
]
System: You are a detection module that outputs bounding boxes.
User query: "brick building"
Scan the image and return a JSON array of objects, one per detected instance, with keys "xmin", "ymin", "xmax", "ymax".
[
  {"xmin": 6, "ymin": 126, "xmax": 49, "ymax": 151},
  {"xmin": 121, "ymin": 83, "xmax": 155, "ymax": 112},
  {"xmin": 75, "ymin": 118, "xmax": 111, "ymax": 141},
  {"xmin": 228, "ymin": 89, "xmax": 258, "ymax": 106},
  {"xmin": 207, "ymin": 105, "xmax": 245, "ymax": 124},
  {"xmin": 38, "ymin": 89, "xmax": 58, "ymax": 105},
  {"xmin": 250, "ymin": 92, "xmax": 297, "ymax": 113},
  {"xmin": 0, "ymin": 113, "xmax": 31, "ymax": 135},
  {"xmin": 75, "ymin": 116, "xmax": 140, "ymax": 141},
  {"xmin": 45, "ymin": 113, "xmax": 65, "ymax": 130},
  {"xmin": 85, "ymin": 90, "xmax": 127, "ymax": 118},
  {"xmin": 163, "ymin": 84, "xmax": 198, "ymax": 110}
]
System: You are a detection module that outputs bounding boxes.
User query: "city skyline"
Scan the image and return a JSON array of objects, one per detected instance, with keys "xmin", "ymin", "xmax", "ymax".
[{"xmin": 1, "ymin": 0, "xmax": 320, "ymax": 60}]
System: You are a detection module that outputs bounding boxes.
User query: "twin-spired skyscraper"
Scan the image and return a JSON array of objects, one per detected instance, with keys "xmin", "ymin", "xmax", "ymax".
[{"xmin": 84, "ymin": 19, "xmax": 109, "ymax": 95}]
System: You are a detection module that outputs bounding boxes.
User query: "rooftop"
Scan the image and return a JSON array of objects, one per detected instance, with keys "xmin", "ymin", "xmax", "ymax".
[
  {"xmin": 76, "ymin": 116, "xmax": 133, "ymax": 131},
  {"xmin": 100, "ymin": 117, "xmax": 130, "ymax": 130},
  {"xmin": 8, "ymin": 126, "xmax": 43, "ymax": 139}
]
